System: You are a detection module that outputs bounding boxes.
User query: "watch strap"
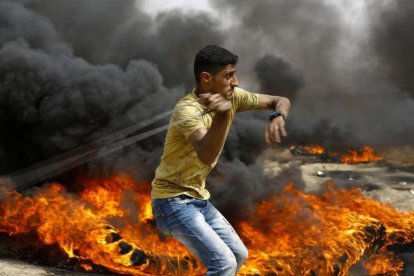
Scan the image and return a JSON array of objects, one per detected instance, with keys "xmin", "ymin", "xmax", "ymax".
[{"xmin": 269, "ymin": 111, "xmax": 285, "ymax": 122}]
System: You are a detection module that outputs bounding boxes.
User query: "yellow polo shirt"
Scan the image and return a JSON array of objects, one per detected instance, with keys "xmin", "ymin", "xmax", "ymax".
[{"xmin": 151, "ymin": 87, "xmax": 259, "ymax": 199}]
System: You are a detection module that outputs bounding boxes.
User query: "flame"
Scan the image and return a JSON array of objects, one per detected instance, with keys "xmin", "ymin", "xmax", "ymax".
[
  {"xmin": 0, "ymin": 176, "xmax": 413, "ymax": 275},
  {"xmin": 237, "ymin": 182, "xmax": 414, "ymax": 275},
  {"xmin": 303, "ymin": 145, "xmax": 326, "ymax": 155},
  {"xmin": 0, "ymin": 175, "xmax": 204, "ymax": 275},
  {"xmin": 290, "ymin": 145, "xmax": 383, "ymax": 165},
  {"xmin": 290, "ymin": 145, "xmax": 326, "ymax": 155},
  {"xmin": 341, "ymin": 146, "xmax": 383, "ymax": 164}
]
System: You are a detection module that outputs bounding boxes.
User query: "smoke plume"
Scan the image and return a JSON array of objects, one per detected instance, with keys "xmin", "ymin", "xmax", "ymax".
[
  {"xmin": 254, "ymin": 55, "xmax": 304, "ymax": 101},
  {"xmin": 0, "ymin": 0, "xmax": 183, "ymax": 181},
  {"xmin": 211, "ymin": 0, "xmax": 414, "ymax": 149},
  {"xmin": 371, "ymin": 0, "xmax": 414, "ymax": 98}
]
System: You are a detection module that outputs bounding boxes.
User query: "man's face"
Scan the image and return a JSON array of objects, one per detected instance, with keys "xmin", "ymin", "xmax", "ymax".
[{"xmin": 208, "ymin": 64, "xmax": 238, "ymax": 100}]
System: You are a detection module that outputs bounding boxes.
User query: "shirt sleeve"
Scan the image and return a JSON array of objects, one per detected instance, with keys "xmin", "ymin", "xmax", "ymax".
[
  {"xmin": 232, "ymin": 87, "xmax": 260, "ymax": 112},
  {"xmin": 174, "ymin": 104, "xmax": 206, "ymax": 140}
]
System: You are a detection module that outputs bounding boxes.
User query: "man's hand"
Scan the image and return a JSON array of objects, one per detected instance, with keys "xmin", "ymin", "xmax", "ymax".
[
  {"xmin": 198, "ymin": 93, "xmax": 231, "ymax": 113},
  {"xmin": 265, "ymin": 116, "xmax": 287, "ymax": 144}
]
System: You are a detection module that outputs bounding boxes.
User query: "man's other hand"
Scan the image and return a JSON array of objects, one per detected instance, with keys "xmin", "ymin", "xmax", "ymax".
[{"xmin": 265, "ymin": 116, "xmax": 287, "ymax": 144}]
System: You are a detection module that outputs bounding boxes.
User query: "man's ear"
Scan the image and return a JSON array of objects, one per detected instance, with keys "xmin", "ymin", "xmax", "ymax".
[{"xmin": 200, "ymin": 71, "xmax": 211, "ymax": 85}]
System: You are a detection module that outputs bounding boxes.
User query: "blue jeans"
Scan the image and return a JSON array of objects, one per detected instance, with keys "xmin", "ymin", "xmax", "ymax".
[{"xmin": 152, "ymin": 195, "xmax": 248, "ymax": 275}]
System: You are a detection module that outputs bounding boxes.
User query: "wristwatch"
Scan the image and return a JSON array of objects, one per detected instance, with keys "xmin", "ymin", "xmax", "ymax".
[{"xmin": 269, "ymin": 111, "xmax": 285, "ymax": 122}]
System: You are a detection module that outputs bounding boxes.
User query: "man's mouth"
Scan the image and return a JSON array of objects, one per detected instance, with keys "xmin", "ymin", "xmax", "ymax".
[{"xmin": 227, "ymin": 90, "xmax": 234, "ymax": 98}]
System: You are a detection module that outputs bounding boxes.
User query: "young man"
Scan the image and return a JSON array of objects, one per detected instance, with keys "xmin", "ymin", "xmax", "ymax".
[{"xmin": 151, "ymin": 45, "xmax": 291, "ymax": 275}]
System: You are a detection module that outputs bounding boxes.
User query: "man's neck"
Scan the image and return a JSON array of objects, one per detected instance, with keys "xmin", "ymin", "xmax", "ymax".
[{"xmin": 194, "ymin": 85, "xmax": 208, "ymax": 97}]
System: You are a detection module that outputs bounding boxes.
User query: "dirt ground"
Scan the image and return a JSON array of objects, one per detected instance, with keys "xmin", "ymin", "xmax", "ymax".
[
  {"xmin": 259, "ymin": 145, "xmax": 414, "ymax": 211},
  {"xmin": 0, "ymin": 259, "xmax": 103, "ymax": 276},
  {"xmin": 0, "ymin": 145, "xmax": 413, "ymax": 275}
]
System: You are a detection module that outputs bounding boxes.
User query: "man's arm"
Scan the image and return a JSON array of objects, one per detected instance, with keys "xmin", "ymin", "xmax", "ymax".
[
  {"xmin": 188, "ymin": 93, "xmax": 291, "ymax": 165},
  {"xmin": 257, "ymin": 94, "xmax": 291, "ymax": 116},
  {"xmin": 189, "ymin": 93, "xmax": 232, "ymax": 166},
  {"xmin": 257, "ymin": 94, "xmax": 291, "ymax": 144}
]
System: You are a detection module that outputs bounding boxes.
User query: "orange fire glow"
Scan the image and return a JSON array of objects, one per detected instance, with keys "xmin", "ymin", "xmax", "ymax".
[
  {"xmin": 290, "ymin": 145, "xmax": 326, "ymax": 155},
  {"xmin": 303, "ymin": 145, "xmax": 326, "ymax": 155},
  {"xmin": 291, "ymin": 145, "xmax": 383, "ymax": 165},
  {"xmin": 341, "ymin": 146, "xmax": 383, "ymax": 164},
  {"xmin": 0, "ymin": 176, "xmax": 413, "ymax": 275},
  {"xmin": 0, "ymin": 176, "xmax": 203, "ymax": 275}
]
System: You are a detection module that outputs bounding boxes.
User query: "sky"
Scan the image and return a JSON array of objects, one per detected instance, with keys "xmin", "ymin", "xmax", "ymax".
[{"xmin": 141, "ymin": 0, "xmax": 213, "ymax": 14}]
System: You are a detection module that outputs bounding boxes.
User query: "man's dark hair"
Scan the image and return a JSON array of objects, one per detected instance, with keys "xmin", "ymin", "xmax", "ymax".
[{"xmin": 194, "ymin": 45, "xmax": 238, "ymax": 83}]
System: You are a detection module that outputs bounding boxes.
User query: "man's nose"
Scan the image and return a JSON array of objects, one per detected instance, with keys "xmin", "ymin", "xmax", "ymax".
[{"xmin": 231, "ymin": 75, "xmax": 238, "ymax": 87}]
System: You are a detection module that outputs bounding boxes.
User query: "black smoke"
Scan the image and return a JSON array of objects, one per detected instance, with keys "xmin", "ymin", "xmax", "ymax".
[
  {"xmin": 0, "ymin": 0, "xmax": 183, "ymax": 181},
  {"xmin": 26, "ymin": 0, "xmax": 225, "ymax": 89},
  {"xmin": 254, "ymin": 55, "xmax": 304, "ymax": 101},
  {"xmin": 371, "ymin": 0, "xmax": 414, "ymax": 98},
  {"xmin": 211, "ymin": 0, "xmax": 414, "ymax": 149}
]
